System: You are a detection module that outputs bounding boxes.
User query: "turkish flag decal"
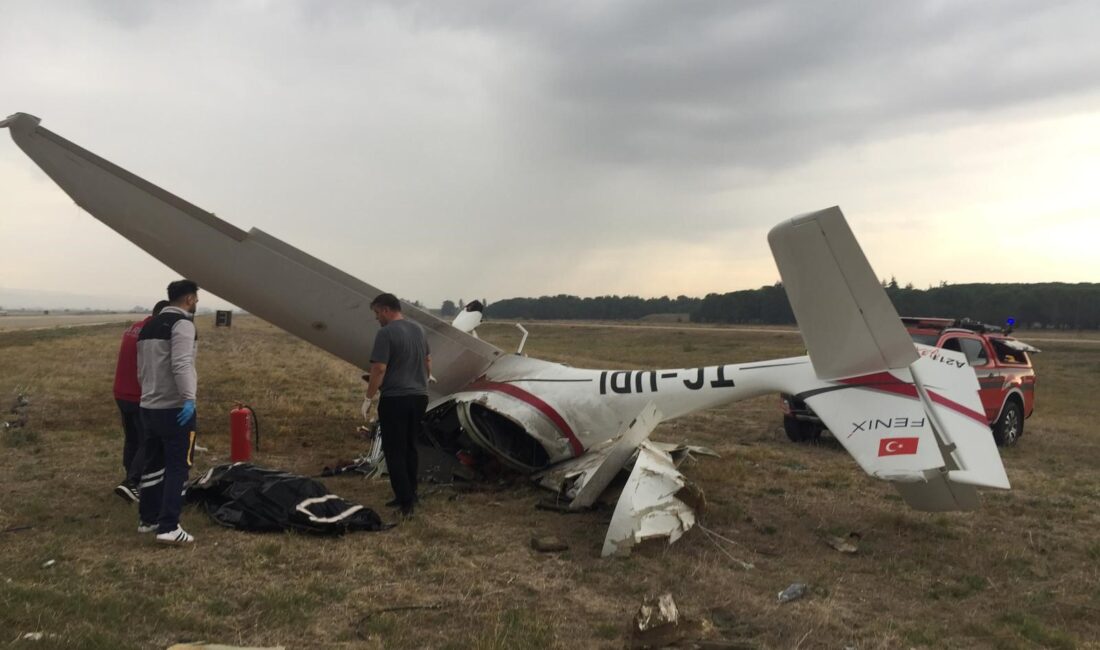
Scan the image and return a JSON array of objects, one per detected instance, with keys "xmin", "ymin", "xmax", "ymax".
[{"xmin": 878, "ymin": 437, "xmax": 919, "ymax": 456}]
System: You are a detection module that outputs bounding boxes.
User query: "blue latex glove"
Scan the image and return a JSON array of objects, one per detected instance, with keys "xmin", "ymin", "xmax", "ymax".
[{"xmin": 177, "ymin": 399, "xmax": 196, "ymax": 426}]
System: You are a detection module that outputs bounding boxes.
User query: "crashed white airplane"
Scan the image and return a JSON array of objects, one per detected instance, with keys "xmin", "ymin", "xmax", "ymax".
[{"xmin": 2, "ymin": 113, "xmax": 1010, "ymax": 556}]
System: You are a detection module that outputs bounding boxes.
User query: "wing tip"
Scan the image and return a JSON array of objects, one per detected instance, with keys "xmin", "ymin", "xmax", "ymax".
[{"xmin": 1, "ymin": 112, "xmax": 40, "ymax": 131}]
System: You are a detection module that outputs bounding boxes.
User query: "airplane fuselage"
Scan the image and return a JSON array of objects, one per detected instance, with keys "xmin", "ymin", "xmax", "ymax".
[{"xmin": 439, "ymin": 352, "xmax": 821, "ymax": 471}]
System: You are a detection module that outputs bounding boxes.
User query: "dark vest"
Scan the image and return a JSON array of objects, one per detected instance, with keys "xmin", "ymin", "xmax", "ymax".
[{"xmin": 139, "ymin": 311, "xmax": 197, "ymax": 342}]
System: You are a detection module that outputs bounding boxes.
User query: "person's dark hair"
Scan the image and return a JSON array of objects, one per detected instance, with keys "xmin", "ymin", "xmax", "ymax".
[
  {"xmin": 167, "ymin": 279, "xmax": 199, "ymax": 303},
  {"xmin": 370, "ymin": 293, "xmax": 401, "ymax": 311},
  {"xmin": 152, "ymin": 300, "xmax": 170, "ymax": 315}
]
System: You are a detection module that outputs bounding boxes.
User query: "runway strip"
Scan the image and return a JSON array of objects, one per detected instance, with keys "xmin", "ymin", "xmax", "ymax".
[
  {"xmin": 0, "ymin": 314, "xmax": 136, "ymax": 332},
  {"xmin": 508, "ymin": 321, "xmax": 800, "ymax": 335},
  {"xmin": 509, "ymin": 320, "xmax": 1100, "ymax": 344}
]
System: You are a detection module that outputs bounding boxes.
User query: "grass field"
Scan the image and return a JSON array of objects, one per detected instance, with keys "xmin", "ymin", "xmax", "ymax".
[{"xmin": 1, "ymin": 316, "xmax": 1098, "ymax": 649}]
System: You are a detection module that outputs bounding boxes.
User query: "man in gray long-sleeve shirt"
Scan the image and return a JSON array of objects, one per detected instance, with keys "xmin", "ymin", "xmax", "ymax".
[{"xmin": 136, "ymin": 279, "xmax": 200, "ymax": 545}]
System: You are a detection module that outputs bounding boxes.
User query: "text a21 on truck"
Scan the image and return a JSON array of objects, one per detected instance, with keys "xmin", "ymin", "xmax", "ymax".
[{"xmin": 781, "ymin": 317, "xmax": 1039, "ymax": 446}]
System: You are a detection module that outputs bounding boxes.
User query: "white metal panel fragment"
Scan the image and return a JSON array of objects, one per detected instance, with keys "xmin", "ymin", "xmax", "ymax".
[
  {"xmin": 601, "ymin": 441, "xmax": 699, "ymax": 557},
  {"xmin": 532, "ymin": 433, "xmax": 716, "ymax": 502},
  {"xmin": 531, "ymin": 403, "xmax": 661, "ymax": 505},
  {"xmin": 533, "ymin": 441, "xmax": 613, "ymax": 496},
  {"xmin": 570, "ymin": 403, "xmax": 662, "ymax": 509},
  {"xmin": 647, "ymin": 441, "xmax": 720, "ymax": 465}
]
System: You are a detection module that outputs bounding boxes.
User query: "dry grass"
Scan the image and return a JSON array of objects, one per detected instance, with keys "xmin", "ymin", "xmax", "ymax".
[{"xmin": 1, "ymin": 316, "xmax": 1099, "ymax": 649}]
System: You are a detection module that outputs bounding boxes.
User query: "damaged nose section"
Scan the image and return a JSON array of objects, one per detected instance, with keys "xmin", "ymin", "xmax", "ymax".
[
  {"xmin": 451, "ymin": 382, "xmax": 582, "ymax": 470},
  {"xmin": 457, "ymin": 400, "xmax": 552, "ymax": 471}
]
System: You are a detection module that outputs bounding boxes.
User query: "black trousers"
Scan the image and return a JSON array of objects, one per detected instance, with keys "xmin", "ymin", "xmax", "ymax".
[
  {"xmin": 138, "ymin": 407, "xmax": 197, "ymax": 533},
  {"xmin": 116, "ymin": 399, "xmax": 146, "ymax": 485},
  {"xmin": 378, "ymin": 394, "xmax": 428, "ymax": 508}
]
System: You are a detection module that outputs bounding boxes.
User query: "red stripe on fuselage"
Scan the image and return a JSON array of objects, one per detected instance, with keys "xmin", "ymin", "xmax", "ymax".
[
  {"xmin": 839, "ymin": 372, "xmax": 987, "ymax": 425},
  {"xmin": 466, "ymin": 381, "xmax": 584, "ymax": 457}
]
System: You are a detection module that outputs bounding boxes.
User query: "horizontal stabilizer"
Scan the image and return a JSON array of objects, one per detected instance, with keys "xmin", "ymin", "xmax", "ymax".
[
  {"xmin": 793, "ymin": 346, "xmax": 1008, "ymax": 511},
  {"xmin": 908, "ymin": 346, "xmax": 1010, "ymax": 490}
]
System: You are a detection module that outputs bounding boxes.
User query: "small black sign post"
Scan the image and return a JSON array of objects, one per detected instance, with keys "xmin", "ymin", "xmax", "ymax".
[{"xmin": 215, "ymin": 310, "xmax": 233, "ymax": 327}]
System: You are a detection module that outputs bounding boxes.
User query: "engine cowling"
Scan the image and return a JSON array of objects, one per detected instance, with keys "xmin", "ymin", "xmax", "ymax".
[{"xmin": 446, "ymin": 384, "xmax": 580, "ymax": 471}]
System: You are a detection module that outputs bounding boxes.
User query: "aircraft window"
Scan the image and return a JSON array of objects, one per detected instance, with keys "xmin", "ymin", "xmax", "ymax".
[
  {"xmin": 957, "ymin": 338, "xmax": 990, "ymax": 366},
  {"xmin": 991, "ymin": 339, "xmax": 1028, "ymax": 365}
]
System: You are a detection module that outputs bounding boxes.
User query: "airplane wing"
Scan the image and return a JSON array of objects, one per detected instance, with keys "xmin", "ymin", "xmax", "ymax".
[{"xmin": 2, "ymin": 112, "xmax": 503, "ymax": 397}]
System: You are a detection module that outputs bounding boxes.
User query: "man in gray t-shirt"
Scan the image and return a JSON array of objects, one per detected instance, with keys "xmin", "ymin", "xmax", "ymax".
[{"xmin": 362, "ymin": 293, "xmax": 431, "ymax": 517}]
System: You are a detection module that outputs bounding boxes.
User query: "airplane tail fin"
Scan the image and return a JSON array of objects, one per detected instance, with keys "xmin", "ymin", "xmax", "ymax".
[
  {"xmin": 769, "ymin": 208, "xmax": 1009, "ymax": 511},
  {"xmin": 768, "ymin": 207, "xmax": 918, "ymax": 381}
]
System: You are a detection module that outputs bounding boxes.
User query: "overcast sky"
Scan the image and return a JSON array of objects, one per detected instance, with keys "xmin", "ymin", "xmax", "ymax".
[{"xmin": 2, "ymin": 0, "xmax": 1099, "ymax": 310}]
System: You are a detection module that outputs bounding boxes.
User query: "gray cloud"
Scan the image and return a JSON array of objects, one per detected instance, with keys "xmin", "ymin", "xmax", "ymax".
[
  {"xmin": 2, "ymin": 1, "xmax": 1099, "ymax": 307},
  {"xmin": 410, "ymin": 1, "xmax": 1100, "ymax": 171}
]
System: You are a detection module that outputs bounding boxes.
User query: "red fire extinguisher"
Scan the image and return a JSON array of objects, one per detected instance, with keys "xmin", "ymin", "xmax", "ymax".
[{"xmin": 230, "ymin": 403, "xmax": 260, "ymax": 462}]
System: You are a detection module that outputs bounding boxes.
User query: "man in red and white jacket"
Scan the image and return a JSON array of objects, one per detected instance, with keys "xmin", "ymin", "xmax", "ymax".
[{"xmin": 113, "ymin": 300, "xmax": 168, "ymax": 503}]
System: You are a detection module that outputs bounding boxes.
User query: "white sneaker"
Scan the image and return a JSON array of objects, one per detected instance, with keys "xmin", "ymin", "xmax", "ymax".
[
  {"xmin": 155, "ymin": 526, "xmax": 195, "ymax": 545},
  {"xmin": 137, "ymin": 521, "xmax": 157, "ymax": 534}
]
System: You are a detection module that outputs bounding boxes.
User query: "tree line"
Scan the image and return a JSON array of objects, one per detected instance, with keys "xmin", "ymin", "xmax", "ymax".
[
  {"xmin": 483, "ymin": 282, "xmax": 1100, "ymax": 329},
  {"xmin": 485, "ymin": 295, "xmax": 701, "ymax": 321}
]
